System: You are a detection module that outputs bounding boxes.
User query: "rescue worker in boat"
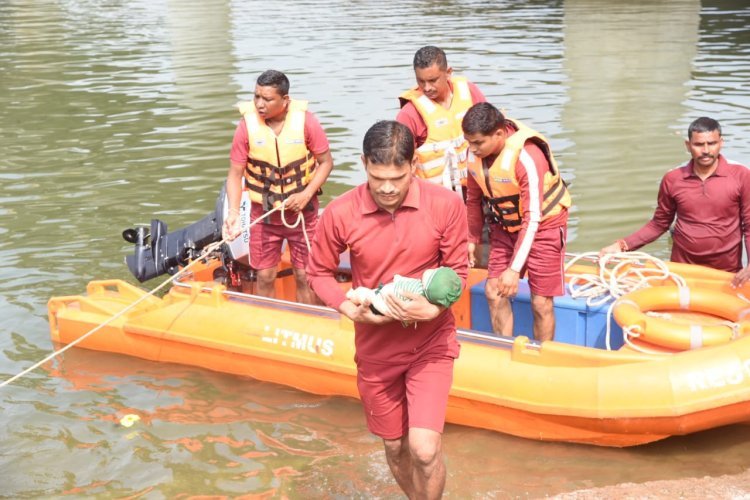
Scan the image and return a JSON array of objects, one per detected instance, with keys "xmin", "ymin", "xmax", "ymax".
[
  {"xmin": 396, "ymin": 46, "xmax": 486, "ymax": 199},
  {"xmin": 599, "ymin": 117, "xmax": 750, "ymax": 287},
  {"xmin": 222, "ymin": 70, "xmax": 333, "ymax": 304},
  {"xmin": 462, "ymin": 102, "xmax": 571, "ymax": 342}
]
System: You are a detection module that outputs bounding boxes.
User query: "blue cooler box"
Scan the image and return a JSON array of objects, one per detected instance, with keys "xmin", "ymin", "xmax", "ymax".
[{"xmin": 470, "ymin": 279, "xmax": 623, "ymax": 349}]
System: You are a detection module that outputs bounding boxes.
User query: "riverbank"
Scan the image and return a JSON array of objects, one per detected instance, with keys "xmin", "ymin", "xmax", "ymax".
[{"xmin": 556, "ymin": 469, "xmax": 750, "ymax": 499}]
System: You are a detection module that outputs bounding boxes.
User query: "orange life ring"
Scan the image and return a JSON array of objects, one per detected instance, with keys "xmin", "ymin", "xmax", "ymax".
[{"xmin": 613, "ymin": 286, "xmax": 750, "ymax": 350}]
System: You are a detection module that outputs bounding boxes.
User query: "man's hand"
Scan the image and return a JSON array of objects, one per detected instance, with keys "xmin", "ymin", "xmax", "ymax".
[
  {"xmin": 496, "ymin": 268, "xmax": 520, "ymax": 298},
  {"xmin": 599, "ymin": 241, "xmax": 623, "ymax": 259},
  {"xmin": 340, "ymin": 300, "xmax": 393, "ymax": 325},
  {"xmin": 382, "ymin": 291, "xmax": 443, "ymax": 324},
  {"xmin": 732, "ymin": 265, "xmax": 750, "ymax": 288},
  {"xmin": 222, "ymin": 213, "xmax": 241, "ymax": 241},
  {"xmin": 468, "ymin": 242, "xmax": 478, "ymax": 268},
  {"xmin": 283, "ymin": 191, "xmax": 313, "ymax": 213}
]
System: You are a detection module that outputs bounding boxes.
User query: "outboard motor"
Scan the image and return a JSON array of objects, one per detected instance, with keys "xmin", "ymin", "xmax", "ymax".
[{"xmin": 123, "ymin": 183, "xmax": 251, "ymax": 282}]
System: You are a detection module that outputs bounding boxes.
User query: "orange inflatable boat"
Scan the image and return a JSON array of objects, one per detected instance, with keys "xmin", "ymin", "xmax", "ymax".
[{"xmin": 47, "ymin": 252, "xmax": 750, "ymax": 447}]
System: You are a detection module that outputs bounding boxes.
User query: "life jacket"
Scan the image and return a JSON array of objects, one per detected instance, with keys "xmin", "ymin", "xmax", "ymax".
[
  {"xmin": 398, "ymin": 76, "xmax": 474, "ymax": 194},
  {"xmin": 467, "ymin": 119, "xmax": 571, "ymax": 232},
  {"xmin": 238, "ymin": 99, "xmax": 316, "ymax": 211}
]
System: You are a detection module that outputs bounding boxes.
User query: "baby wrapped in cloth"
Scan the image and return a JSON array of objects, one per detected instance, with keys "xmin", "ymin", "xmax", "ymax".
[{"xmin": 346, "ymin": 267, "xmax": 462, "ymax": 316}]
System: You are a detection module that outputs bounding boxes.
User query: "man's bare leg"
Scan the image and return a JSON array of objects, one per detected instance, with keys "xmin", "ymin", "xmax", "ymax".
[
  {"xmin": 255, "ymin": 267, "xmax": 278, "ymax": 298},
  {"xmin": 485, "ymin": 278, "xmax": 513, "ymax": 336},
  {"xmin": 383, "ymin": 428, "xmax": 445, "ymax": 500},
  {"xmin": 531, "ymin": 293, "xmax": 555, "ymax": 341},
  {"xmin": 409, "ymin": 427, "xmax": 445, "ymax": 500},
  {"xmin": 293, "ymin": 267, "xmax": 320, "ymax": 304},
  {"xmin": 383, "ymin": 435, "xmax": 415, "ymax": 497}
]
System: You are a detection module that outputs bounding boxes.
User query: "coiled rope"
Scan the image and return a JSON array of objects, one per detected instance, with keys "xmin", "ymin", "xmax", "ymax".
[
  {"xmin": 279, "ymin": 200, "xmax": 312, "ymax": 252},
  {"xmin": 565, "ymin": 251, "xmax": 687, "ymax": 353},
  {"xmin": 1, "ymin": 201, "xmax": 306, "ymax": 389}
]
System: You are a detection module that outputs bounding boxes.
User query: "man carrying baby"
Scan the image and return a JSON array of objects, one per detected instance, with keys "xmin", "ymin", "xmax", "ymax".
[{"xmin": 306, "ymin": 120, "xmax": 468, "ymax": 499}]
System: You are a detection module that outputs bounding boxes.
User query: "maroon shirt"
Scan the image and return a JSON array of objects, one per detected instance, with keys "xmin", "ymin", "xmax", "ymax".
[
  {"xmin": 624, "ymin": 155, "xmax": 750, "ymax": 272},
  {"xmin": 306, "ymin": 178, "xmax": 469, "ymax": 364}
]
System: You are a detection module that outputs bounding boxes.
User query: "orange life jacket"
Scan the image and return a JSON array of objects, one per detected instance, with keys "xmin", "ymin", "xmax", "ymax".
[
  {"xmin": 399, "ymin": 76, "xmax": 473, "ymax": 193},
  {"xmin": 239, "ymin": 99, "xmax": 316, "ymax": 211},
  {"xmin": 467, "ymin": 119, "xmax": 571, "ymax": 232}
]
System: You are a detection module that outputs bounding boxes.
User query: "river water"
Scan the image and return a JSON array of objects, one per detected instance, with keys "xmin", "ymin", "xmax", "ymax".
[{"xmin": 2, "ymin": 0, "xmax": 750, "ymax": 497}]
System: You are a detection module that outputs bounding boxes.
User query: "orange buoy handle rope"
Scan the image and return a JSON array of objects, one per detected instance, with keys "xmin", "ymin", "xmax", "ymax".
[{"xmin": 613, "ymin": 285, "xmax": 750, "ymax": 351}]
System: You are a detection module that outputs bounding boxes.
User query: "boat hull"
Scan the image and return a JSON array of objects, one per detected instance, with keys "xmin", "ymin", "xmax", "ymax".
[{"xmin": 47, "ymin": 270, "xmax": 750, "ymax": 447}]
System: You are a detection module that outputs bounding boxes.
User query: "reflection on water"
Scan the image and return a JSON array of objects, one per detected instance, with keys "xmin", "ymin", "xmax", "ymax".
[
  {"xmin": 5, "ymin": 348, "xmax": 750, "ymax": 497},
  {"xmin": 2, "ymin": 0, "xmax": 750, "ymax": 496},
  {"xmin": 561, "ymin": 0, "xmax": 701, "ymax": 248}
]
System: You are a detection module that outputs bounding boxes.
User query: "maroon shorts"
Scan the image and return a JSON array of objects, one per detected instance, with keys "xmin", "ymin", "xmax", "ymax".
[
  {"xmin": 355, "ymin": 353, "xmax": 455, "ymax": 440},
  {"xmin": 249, "ymin": 213, "xmax": 318, "ymax": 270},
  {"xmin": 487, "ymin": 224, "xmax": 566, "ymax": 297}
]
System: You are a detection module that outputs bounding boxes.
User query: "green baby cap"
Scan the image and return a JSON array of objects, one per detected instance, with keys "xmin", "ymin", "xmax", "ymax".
[{"xmin": 422, "ymin": 267, "xmax": 462, "ymax": 307}]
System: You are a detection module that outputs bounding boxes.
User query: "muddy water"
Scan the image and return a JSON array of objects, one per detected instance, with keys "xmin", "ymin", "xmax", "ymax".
[{"xmin": 2, "ymin": 0, "xmax": 750, "ymax": 496}]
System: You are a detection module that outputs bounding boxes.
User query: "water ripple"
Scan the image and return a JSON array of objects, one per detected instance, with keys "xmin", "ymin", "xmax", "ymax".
[{"xmin": 2, "ymin": 0, "xmax": 750, "ymax": 496}]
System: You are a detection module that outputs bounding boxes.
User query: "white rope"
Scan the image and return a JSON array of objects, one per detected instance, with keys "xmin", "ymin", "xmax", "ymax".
[
  {"xmin": 0, "ymin": 203, "xmax": 288, "ymax": 389},
  {"xmin": 621, "ymin": 324, "xmax": 664, "ymax": 354},
  {"xmin": 278, "ymin": 201, "xmax": 311, "ymax": 252},
  {"xmin": 565, "ymin": 251, "xmax": 687, "ymax": 353}
]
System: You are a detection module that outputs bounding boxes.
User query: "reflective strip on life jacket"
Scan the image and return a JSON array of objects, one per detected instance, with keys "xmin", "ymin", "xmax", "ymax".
[
  {"xmin": 399, "ymin": 76, "xmax": 474, "ymax": 192},
  {"xmin": 468, "ymin": 119, "xmax": 571, "ymax": 232}
]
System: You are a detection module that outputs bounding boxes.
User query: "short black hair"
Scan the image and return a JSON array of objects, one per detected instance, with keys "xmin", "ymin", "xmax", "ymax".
[
  {"xmin": 413, "ymin": 46, "xmax": 448, "ymax": 70},
  {"xmin": 462, "ymin": 102, "xmax": 506, "ymax": 136},
  {"xmin": 256, "ymin": 70, "xmax": 290, "ymax": 96},
  {"xmin": 688, "ymin": 116, "xmax": 721, "ymax": 139},
  {"xmin": 363, "ymin": 121, "xmax": 415, "ymax": 166}
]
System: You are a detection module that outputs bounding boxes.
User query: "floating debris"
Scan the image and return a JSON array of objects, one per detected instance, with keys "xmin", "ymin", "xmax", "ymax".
[{"xmin": 119, "ymin": 414, "xmax": 141, "ymax": 428}]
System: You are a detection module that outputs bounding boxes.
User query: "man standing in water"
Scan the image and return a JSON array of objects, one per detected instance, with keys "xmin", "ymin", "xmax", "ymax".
[
  {"xmin": 306, "ymin": 121, "xmax": 468, "ymax": 499},
  {"xmin": 223, "ymin": 70, "xmax": 333, "ymax": 303},
  {"xmin": 462, "ymin": 103, "xmax": 571, "ymax": 342},
  {"xmin": 600, "ymin": 117, "xmax": 750, "ymax": 286},
  {"xmin": 397, "ymin": 46, "xmax": 486, "ymax": 197}
]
